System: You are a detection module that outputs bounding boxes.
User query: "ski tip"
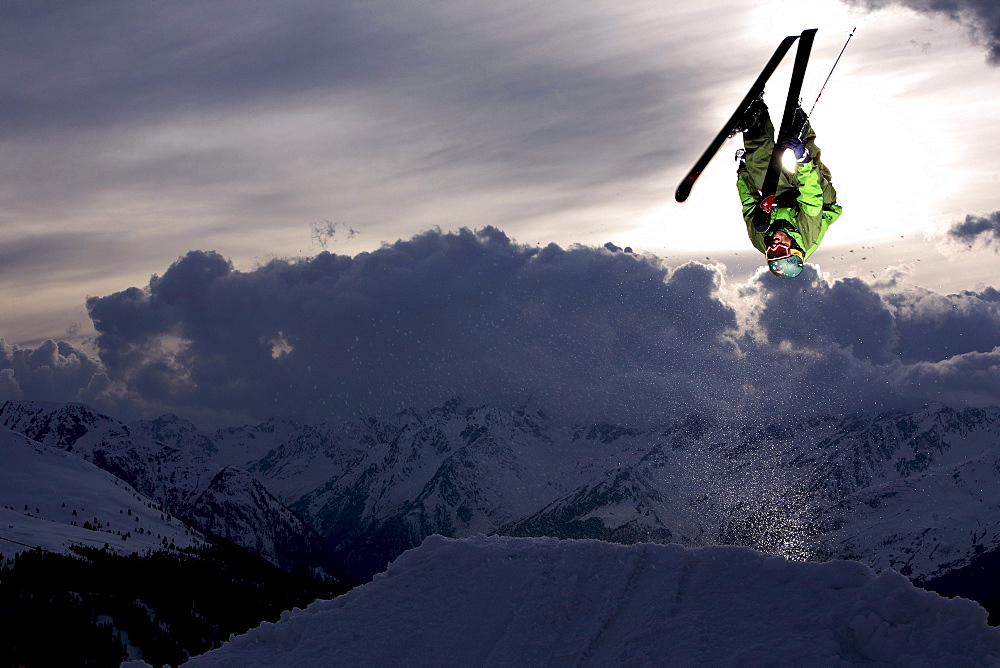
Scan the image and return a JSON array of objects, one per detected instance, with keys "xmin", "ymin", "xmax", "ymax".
[
  {"xmin": 675, "ymin": 182, "xmax": 692, "ymax": 203},
  {"xmin": 675, "ymin": 171, "xmax": 699, "ymax": 202}
]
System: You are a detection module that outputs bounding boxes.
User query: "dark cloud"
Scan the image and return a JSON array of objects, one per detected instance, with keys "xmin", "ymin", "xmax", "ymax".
[
  {"xmin": 947, "ymin": 211, "xmax": 1000, "ymax": 249},
  {"xmin": 896, "ymin": 348, "xmax": 1000, "ymax": 406},
  {"xmin": 1, "ymin": 1, "xmax": 680, "ymax": 164},
  {"xmin": 83, "ymin": 229, "xmax": 740, "ymax": 426},
  {"xmin": 749, "ymin": 267, "xmax": 1000, "ymax": 365},
  {"xmin": 733, "ymin": 266, "xmax": 1000, "ymax": 417},
  {"xmin": 887, "ymin": 287, "xmax": 1000, "ymax": 362},
  {"xmin": 843, "ymin": 0, "xmax": 1000, "ymax": 63},
  {"xmin": 4, "ymin": 228, "xmax": 999, "ymax": 428},
  {"xmin": 752, "ymin": 266, "xmax": 898, "ymax": 363},
  {"xmin": 0, "ymin": 339, "xmax": 108, "ymax": 404}
]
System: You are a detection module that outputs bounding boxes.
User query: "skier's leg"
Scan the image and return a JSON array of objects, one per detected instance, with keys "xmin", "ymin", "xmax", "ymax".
[
  {"xmin": 800, "ymin": 120, "xmax": 823, "ymax": 174},
  {"xmin": 798, "ymin": 117, "xmax": 838, "ymax": 205},
  {"xmin": 740, "ymin": 102, "xmax": 774, "ymax": 192}
]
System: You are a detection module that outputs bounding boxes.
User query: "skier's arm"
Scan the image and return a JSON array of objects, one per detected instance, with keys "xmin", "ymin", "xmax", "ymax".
[
  {"xmin": 794, "ymin": 162, "xmax": 826, "ymax": 249},
  {"xmin": 738, "ymin": 172, "xmax": 769, "ymax": 254}
]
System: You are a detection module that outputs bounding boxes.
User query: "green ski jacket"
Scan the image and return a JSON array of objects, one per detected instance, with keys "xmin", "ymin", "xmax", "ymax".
[{"xmin": 738, "ymin": 160, "xmax": 842, "ymax": 260}]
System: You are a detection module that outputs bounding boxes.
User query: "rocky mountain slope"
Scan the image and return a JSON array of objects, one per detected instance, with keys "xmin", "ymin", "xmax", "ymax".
[
  {"xmin": 0, "ymin": 401, "xmax": 335, "ymax": 576},
  {"xmin": 6, "ymin": 398, "xmax": 1000, "ymax": 588}
]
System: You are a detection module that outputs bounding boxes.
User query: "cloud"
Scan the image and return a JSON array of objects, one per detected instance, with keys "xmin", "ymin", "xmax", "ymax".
[
  {"xmin": 83, "ymin": 229, "xmax": 741, "ymax": 426},
  {"xmin": 3, "ymin": 228, "xmax": 998, "ymax": 428},
  {"xmin": 895, "ymin": 347, "xmax": 1000, "ymax": 406},
  {"xmin": 750, "ymin": 266, "xmax": 898, "ymax": 363},
  {"xmin": 2, "ymin": 2, "xmax": 400, "ymax": 134},
  {"xmin": 1, "ymin": 0, "xmax": 706, "ymax": 315},
  {"xmin": 311, "ymin": 221, "xmax": 358, "ymax": 250},
  {"xmin": 946, "ymin": 211, "xmax": 1000, "ymax": 250},
  {"xmin": 888, "ymin": 287, "xmax": 1000, "ymax": 363},
  {"xmin": 1, "ymin": 2, "xmax": 688, "ymax": 201},
  {"xmin": 743, "ymin": 265, "xmax": 1000, "ymax": 365},
  {"xmin": 733, "ymin": 265, "xmax": 1000, "ymax": 416},
  {"xmin": 842, "ymin": 0, "xmax": 1000, "ymax": 63},
  {"xmin": 0, "ymin": 339, "xmax": 108, "ymax": 404}
]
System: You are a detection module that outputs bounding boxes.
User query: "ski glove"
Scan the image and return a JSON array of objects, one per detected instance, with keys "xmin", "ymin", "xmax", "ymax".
[{"xmin": 781, "ymin": 139, "xmax": 810, "ymax": 163}]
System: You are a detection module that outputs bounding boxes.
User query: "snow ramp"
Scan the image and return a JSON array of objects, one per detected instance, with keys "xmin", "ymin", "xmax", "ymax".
[{"xmin": 178, "ymin": 535, "xmax": 1000, "ymax": 666}]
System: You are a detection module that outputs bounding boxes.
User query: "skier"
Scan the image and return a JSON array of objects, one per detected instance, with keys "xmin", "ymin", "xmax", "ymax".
[{"xmin": 734, "ymin": 97, "xmax": 842, "ymax": 278}]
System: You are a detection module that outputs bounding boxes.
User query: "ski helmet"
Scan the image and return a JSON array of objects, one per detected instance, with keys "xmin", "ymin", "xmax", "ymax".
[{"xmin": 768, "ymin": 255, "xmax": 804, "ymax": 278}]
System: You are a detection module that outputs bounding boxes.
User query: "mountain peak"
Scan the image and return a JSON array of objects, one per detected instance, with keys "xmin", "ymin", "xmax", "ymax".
[{"xmin": 0, "ymin": 399, "xmax": 126, "ymax": 448}]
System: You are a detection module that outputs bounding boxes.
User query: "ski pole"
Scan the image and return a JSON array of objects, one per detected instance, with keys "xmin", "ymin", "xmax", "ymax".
[{"xmin": 808, "ymin": 27, "xmax": 856, "ymax": 116}]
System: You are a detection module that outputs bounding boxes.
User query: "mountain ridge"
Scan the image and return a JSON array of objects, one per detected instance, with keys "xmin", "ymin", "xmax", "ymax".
[
  {"xmin": 5, "ymin": 398, "xmax": 1000, "ymax": 589},
  {"xmin": 0, "ymin": 400, "xmax": 338, "ymax": 577}
]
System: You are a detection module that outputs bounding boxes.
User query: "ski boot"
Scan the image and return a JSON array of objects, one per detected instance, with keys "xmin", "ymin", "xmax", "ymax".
[
  {"xmin": 729, "ymin": 95, "xmax": 768, "ymax": 138},
  {"xmin": 789, "ymin": 105, "xmax": 809, "ymax": 140}
]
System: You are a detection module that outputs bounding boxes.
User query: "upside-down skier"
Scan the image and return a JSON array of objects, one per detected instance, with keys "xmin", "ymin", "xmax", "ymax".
[
  {"xmin": 675, "ymin": 29, "xmax": 853, "ymax": 278},
  {"xmin": 733, "ymin": 98, "xmax": 843, "ymax": 279}
]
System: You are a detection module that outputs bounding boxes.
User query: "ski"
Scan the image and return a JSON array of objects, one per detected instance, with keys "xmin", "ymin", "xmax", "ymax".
[
  {"xmin": 752, "ymin": 28, "xmax": 818, "ymax": 233},
  {"xmin": 675, "ymin": 34, "xmax": 799, "ymax": 203}
]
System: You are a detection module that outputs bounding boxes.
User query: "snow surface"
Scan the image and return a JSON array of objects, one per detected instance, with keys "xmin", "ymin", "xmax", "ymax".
[
  {"xmin": 173, "ymin": 535, "xmax": 1000, "ymax": 667},
  {"xmin": 0, "ymin": 425, "xmax": 205, "ymax": 559}
]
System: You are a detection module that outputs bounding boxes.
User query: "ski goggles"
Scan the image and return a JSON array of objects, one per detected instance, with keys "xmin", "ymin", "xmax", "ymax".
[{"xmin": 765, "ymin": 245, "xmax": 804, "ymax": 262}]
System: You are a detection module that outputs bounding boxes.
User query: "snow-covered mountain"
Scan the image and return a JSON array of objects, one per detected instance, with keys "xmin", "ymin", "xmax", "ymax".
[
  {"xmin": 200, "ymin": 400, "xmax": 1000, "ymax": 583},
  {"xmin": 288, "ymin": 401, "xmax": 578, "ymax": 576},
  {"xmin": 175, "ymin": 535, "xmax": 1000, "ymax": 667},
  {"xmin": 1, "ymin": 401, "xmax": 217, "ymax": 509},
  {"xmin": 7, "ymin": 397, "xmax": 1000, "ymax": 592},
  {"xmin": 185, "ymin": 466, "xmax": 331, "ymax": 577},
  {"xmin": 0, "ymin": 425, "xmax": 205, "ymax": 559},
  {"xmin": 0, "ymin": 401, "xmax": 334, "ymax": 575},
  {"xmin": 794, "ymin": 406, "xmax": 1000, "ymax": 577},
  {"xmin": 504, "ymin": 406, "xmax": 1000, "ymax": 580}
]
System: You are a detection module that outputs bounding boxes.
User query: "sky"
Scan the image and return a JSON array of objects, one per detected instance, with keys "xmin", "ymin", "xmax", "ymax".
[
  {"xmin": 2, "ymin": 0, "xmax": 1000, "ymax": 428},
  {"xmin": 179, "ymin": 534, "xmax": 1000, "ymax": 666}
]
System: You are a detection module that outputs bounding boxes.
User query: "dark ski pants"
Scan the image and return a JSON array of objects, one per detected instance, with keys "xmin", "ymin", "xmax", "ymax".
[{"xmin": 740, "ymin": 112, "xmax": 838, "ymax": 206}]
